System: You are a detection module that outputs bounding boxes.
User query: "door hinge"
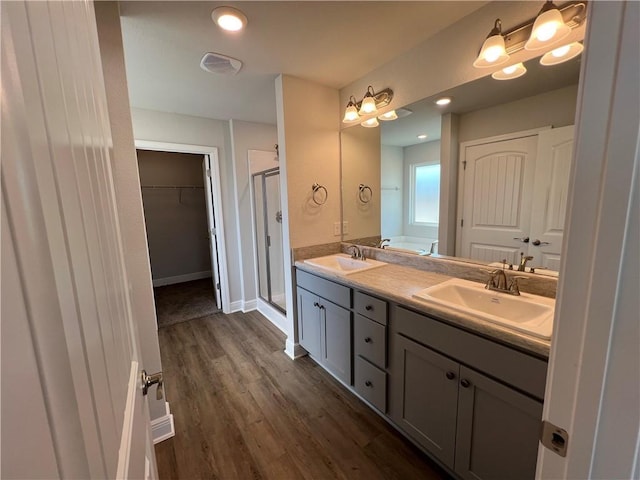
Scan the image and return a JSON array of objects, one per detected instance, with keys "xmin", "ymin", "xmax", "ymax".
[
  {"xmin": 211, "ymin": 227, "xmax": 216, "ymax": 236},
  {"xmin": 267, "ymin": 235, "xmax": 271, "ymax": 247},
  {"xmin": 461, "ymin": 219, "xmax": 464, "ymax": 227},
  {"xmin": 462, "ymin": 160, "xmax": 467, "ymax": 170},
  {"xmin": 206, "ymin": 169, "xmax": 212, "ymax": 178},
  {"xmin": 216, "ymin": 282, "xmax": 220, "ymax": 290}
]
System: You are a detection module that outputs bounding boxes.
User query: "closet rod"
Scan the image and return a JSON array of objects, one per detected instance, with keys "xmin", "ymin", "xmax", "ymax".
[{"xmin": 141, "ymin": 185, "xmax": 204, "ymax": 189}]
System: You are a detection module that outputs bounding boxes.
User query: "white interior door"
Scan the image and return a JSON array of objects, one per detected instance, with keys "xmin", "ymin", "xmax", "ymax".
[
  {"xmin": 459, "ymin": 134, "xmax": 539, "ymax": 264},
  {"xmin": 204, "ymin": 153, "xmax": 222, "ymax": 309},
  {"xmin": 528, "ymin": 126, "xmax": 575, "ymax": 271},
  {"xmin": 1, "ymin": 1, "xmax": 155, "ymax": 478}
]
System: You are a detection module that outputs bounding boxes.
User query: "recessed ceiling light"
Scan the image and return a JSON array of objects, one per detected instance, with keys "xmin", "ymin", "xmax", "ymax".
[
  {"xmin": 417, "ymin": 134, "xmax": 428, "ymax": 140},
  {"xmin": 435, "ymin": 97, "xmax": 452, "ymax": 106},
  {"xmin": 212, "ymin": 6, "xmax": 247, "ymax": 32}
]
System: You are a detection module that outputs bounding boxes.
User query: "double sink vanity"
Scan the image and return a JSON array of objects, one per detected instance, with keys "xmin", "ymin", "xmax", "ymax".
[{"xmin": 295, "ymin": 247, "xmax": 554, "ymax": 480}]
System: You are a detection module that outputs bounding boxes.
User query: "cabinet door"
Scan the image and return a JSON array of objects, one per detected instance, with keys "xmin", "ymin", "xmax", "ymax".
[
  {"xmin": 390, "ymin": 334, "xmax": 459, "ymax": 469},
  {"xmin": 297, "ymin": 288, "xmax": 321, "ymax": 358},
  {"xmin": 320, "ymin": 300, "xmax": 352, "ymax": 385},
  {"xmin": 455, "ymin": 366, "xmax": 543, "ymax": 480}
]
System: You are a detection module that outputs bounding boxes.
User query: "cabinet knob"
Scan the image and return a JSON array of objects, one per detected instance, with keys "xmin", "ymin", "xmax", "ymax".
[
  {"xmin": 446, "ymin": 371, "xmax": 456, "ymax": 380},
  {"xmin": 365, "ymin": 305, "xmax": 373, "ymax": 311},
  {"xmin": 460, "ymin": 379, "xmax": 471, "ymax": 388},
  {"xmin": 364, "ymin": 337, "xmax": 372, "ymax": 343},
  {"xmin": 319, "ymin": 304, "xmax": 325, "ymax": 310},
  {"xmin": 313, "ymin": 302, "xmax": 319, "ymax": 308},
  {"xmin": 365, "ymin": 380, "xmax": 372, "ymax": 387}
]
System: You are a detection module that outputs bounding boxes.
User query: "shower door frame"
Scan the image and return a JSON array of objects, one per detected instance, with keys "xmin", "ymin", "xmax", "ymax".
[{"xmin": 251, "ymin": 167, "xmax": 286, "ymax": 314}]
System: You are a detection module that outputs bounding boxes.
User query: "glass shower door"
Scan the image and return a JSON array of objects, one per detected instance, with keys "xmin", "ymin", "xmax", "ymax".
[{"xmin": 252, "ymin": 168, "xmax": 286, "ymax": 313}]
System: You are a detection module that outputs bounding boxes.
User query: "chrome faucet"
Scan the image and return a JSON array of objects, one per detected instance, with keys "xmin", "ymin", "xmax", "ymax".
[
  {"xmin": 485, "ymin": 260, "xmax": 527, "ymax": 295},
  {"xmin": 518, "ymin": 253, "xmax": 534, "ymax": 272},
  {"xmin": 377, "ymin": 238, "xmax": 391, "ymax": 249},
  {"xmin": 348, "ymin": 245, "xmax": 365, "ymax": 260},
  {"xmin": 429, "ymin": 240, "xmax": 439, "ymax": 255}
]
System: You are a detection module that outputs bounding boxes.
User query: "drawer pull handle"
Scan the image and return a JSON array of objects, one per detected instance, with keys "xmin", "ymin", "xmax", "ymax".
[
  {"xmin": 313, "ymin": 302, "xmax": 319, "ymax": 307},
  {"xmin": 319, "ymin": 305, "xmax": 325, "ymax": 310},
  {"xmin": 365, "ymin": 380, "xmax": 373, "ymax": 387},
  {"xmin": 446, "ymin": 371, "xmax": 456, "ymax": 380},
  {"xmin": 365, "ymin": 305, "xmax": 373, "ymax": 311},
  {"xmin": 364, "ymin": 337, "xmax": 372, "ymax": 343},
  {"xmin": 460, "ymin": 379, "xmax": 471, "ymax": 388}
]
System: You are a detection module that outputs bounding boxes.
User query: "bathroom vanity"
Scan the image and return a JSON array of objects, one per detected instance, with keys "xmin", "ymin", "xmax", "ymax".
[{"xmin": 295, "ymin": 257, "xmax": 550, "ymax": 480}]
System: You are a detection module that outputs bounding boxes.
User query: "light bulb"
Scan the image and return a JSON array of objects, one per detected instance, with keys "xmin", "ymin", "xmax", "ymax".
[
  {"xmin": 361, "ymin": 118, "xmax": 379, "ymax": 128},
  {"xmin": 484, "ymin": 46, "xmax": 503, "ymax": 63},
  {"xmin": 502, "ymin": 65, "xmax": 518, "ymax": 74},
  {"xmin": 540, "ymin": 42, "xmax": 584, "ymax": 66},
  {"xmin": 211, "ymin": 7, "xmax": 247, "ymax": 32},
  {"xmin": 359, "ymin": 96, "xmax": 377, "ymax": 115},
  {"xmin": 552, "ymin": 45, "xmax": 571, "ymax": 57},
  {"xmin": 492, "ymin": 63, "xmax": 526, "ymax": 80},
  {"xmin": 435, "ymin": 97, "xmax": 452, "ymax": 106},
  {"xmin": 535, "ymin": 22, "xmax": 558, "ymax": 42},
  {"xmin": 378, "ymin": 110, "xmax": 398, "ymax": 121}
]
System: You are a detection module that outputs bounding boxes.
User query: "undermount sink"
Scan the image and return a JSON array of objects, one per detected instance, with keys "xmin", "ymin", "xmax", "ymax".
[
  {"xmin": 304, "ymin": 254, "xmax": 387, "ymax": 275},
  {"xmin": 413, "ymin": 278, "xmax": 555, "ymax": 339}
]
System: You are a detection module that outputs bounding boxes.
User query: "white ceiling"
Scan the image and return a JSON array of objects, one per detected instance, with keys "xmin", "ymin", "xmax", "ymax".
[{"xmin": 119, "ymin": 1, "xmax": 486, "ymax": 124}]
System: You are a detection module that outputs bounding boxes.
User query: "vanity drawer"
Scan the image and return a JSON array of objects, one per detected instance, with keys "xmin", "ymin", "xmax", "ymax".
[
  {"xmin": 296, "ymin": 270, "xmax": 351, "ymax": 309},
  {"xmin": 354, "ymin": 314, "xmax": 386, "ymax": 368},
  {"xmin": 355, "ymin": 356, "xmax": 387, "ymax": 412},
  {"xmin": 354, "ymin": 291, "xmax": 387, "ymax": 325}
]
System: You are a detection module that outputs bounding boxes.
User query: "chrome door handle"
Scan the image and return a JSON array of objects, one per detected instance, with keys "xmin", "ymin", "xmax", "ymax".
[
  {"xmin": 532, "ymin": 239, "xmax": 550, "ymax": 246},
  {"xmin": 513, "ymin": 236, "xmax": 530, "ymax": 243},
  {"xmin": 142, "ymin": 370, "xmax": 164, "ymax": 400}
]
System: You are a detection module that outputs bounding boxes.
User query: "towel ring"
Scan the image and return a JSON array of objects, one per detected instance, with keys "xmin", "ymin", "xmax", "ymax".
[
  {"xmin": 358, "ymin": 184, "xmax": 373, "ymax": 204},
  {"xmin": 312, "ymin": 183, "xmax": 328, "ymax": 205}
]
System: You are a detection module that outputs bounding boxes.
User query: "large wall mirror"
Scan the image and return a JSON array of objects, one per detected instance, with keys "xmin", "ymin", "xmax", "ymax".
[{"xmin": 341, "ymin": 52, "xmax": 581, "ymax": 275}]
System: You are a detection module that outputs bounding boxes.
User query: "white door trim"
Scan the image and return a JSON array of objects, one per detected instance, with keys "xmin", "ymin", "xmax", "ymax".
[{"xmin": 134, "ymin": 139, "xmax": 231, "ymax": 313}]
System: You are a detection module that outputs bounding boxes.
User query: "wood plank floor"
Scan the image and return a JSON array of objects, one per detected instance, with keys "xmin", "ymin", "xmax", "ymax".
[{"xmin": 155, "ymin": 310, "xmax": 450, "ymax": 479}]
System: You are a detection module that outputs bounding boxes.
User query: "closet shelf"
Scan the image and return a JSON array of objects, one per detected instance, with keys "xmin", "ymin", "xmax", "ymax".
[{"xmin": 141, "ymin": 185, "xmax": 204, "ymax": 189}]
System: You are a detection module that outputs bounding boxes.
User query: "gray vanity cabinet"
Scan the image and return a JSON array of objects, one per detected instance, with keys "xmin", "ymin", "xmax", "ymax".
[
  {"xmin": 392, "ymin": 334, "xmax": 459, "ymax": 468},
  {"xmin": 455, "ymin": 366, "xmax": 542, "ymax": 480},
  {"xmin": 296, "ymin": 270, "xmax": 352, "ymax": 385}
]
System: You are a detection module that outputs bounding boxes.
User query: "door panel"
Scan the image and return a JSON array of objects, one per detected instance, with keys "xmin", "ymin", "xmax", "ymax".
[
  {"xmin": 529, "ymin": 126, "xmax": 575, "ymax": 270},
  {"xmin": 391, "ymin": 335, "xmax": 459, "ymax": 469},
  {"xmin": 455, "ymin": 366, "xmax": 543, "ymax": 480},
  {"xmin": 321, "ymin": 301, "xmax": 352, "ymax": 385},
  {"xmin": 460, "ymin": 135, "xmax": 539, "ymax": 264},
  {"xmin": 204, "ymin": 154, "xmax": 222, "ymax": 309},
  {"xmin": 297, "ymin": 288, "xmax": 321, "ymax": 358}
]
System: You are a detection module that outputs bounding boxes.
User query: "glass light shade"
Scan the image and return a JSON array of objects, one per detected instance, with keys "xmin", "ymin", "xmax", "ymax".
[
  {"xmin": 361, "ymin": 118, "xmax": 379, "ymax": 128},
  {"xmin": 342, "ymin": 104, "xmax": 360, "ymax": 123},
  {"xmin": 525, "ymin": 7, "xmax": 571, "ymax": 51},
  {"xmin": 378, "ymin": 110, "xmax": 398, "ymax": 121},
  {"xmin": 473, "ymin": 34, "xmax": 510, "ymax": 68},
  {"xmin": 211, "ymin": 7, "xmax": 247, "ymax": 32},
  {"xmin": 540, "ymin": 42, "xmax": 584, "ymax": 65},
  {"xmin": 491, "ymin": 62, "xmax": 527, "ymax": 80},
  {"xmin": 359, "ymin": 95, "xmax": 378, "ymax": 115}
]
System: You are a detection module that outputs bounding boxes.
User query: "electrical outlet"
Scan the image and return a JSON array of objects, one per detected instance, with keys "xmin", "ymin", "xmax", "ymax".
[
  {"xmin": 342, "ymin": 221, "xmax": 349, "ymax": 235},
  {"xmin": 333, "ymin": 222, "xmax": 341, "ymax": 236}
]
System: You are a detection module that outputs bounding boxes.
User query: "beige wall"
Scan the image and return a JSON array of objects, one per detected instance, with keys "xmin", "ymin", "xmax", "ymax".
[
  {"xmin": 340, "ymin": 1, "xmax": 585, "ymax": 119},
  {"xmin": 458, "ymin": 84, "xmax": 579, "ymax": 143},
  {"xmin": 277, "ymin": 75, "xmax": 341, "ymax": 249},
  {"xmin": 137, "ymin": 150, "xmax": 211, "ymax": 282},
  {"xmin": 94, "ymin": 2, "xmax": 165, "ymax": 422},
  {"xmin": 341, "ymin": 126, "xmax": 381, "ymax": 242}
]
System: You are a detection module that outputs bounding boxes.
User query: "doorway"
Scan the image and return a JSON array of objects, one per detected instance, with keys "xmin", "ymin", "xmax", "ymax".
[{"xmin": 135, "ymin": 142, "xmax": 230, "ymax": 325}]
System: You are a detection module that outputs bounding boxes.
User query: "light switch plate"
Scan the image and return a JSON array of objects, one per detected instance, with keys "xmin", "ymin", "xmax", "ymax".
[
  {"xmin": 342, "ymin": 221, "xmax": 349, "ymax": 235},
  {"xmin": 333, "ymin": 222, "xmax": 341, "ymax": 236}
]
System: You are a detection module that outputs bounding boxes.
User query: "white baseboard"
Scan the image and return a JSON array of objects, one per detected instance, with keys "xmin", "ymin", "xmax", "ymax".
[
  {"xmin": 257, "ymin": 299, "xmax": 287, "ymax": 333},
  {"xmin": 152, "ymin": 271, "xmax": 211, "ymax": 288},
  {"xmin": 242, "ymin": 299, "xmax": 258, "ymax": 312},
  {"xmin": 151, "ymin": 402, "xmax": 174, "ymax": 444},
  {"xmin": 229, "ymin": 300, "xmax": 243, "ymax": 313},
  {"xmin": 284, "ymin": 338, "xmax": 307, "ymax": 359}
]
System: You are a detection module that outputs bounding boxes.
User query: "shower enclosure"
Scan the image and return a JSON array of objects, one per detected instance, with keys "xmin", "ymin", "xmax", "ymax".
[{"xmin": 252, "ymin": 167, "xmax": 286, "ymax": 313}]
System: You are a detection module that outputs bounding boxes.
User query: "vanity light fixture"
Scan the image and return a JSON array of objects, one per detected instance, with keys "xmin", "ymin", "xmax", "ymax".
[
  {"xmin": 491, "ymin": 62, "xmax": 527, "ymax": 80},
  {"xmin": 540, "ymin": 41, "xmax": 584, "ymax": 65},
  {"xmin": 473, "ymin": 19, "xmax": 510, "ymax": 68},
  {"xmin": 342, "ymin": 96, "xmax": 360, "ymax": 123},
  {"xmin": 378, "ymin": 110, "xmax": 398, "ymax": 121},
  {"xmin": 361, "ymin": 117, "xmax": 379, "ymax": 128},
  {"xmin": 359, "ymin": 86, "xmax": 378, "ymax": 115},
  {"xmin": 211, "ymin": 6, "xmax": 248, "ymax": 32},
  {"xmin": 525, "ymin": 1, "xmax": 571, "ymax": 51},
  {"xmin": 435, "ymin": 97, "xmax": 452, "ymax": 106},
  {"xmin": 342, "ymin": 86, "xmax": 394, "ymax": 125}
]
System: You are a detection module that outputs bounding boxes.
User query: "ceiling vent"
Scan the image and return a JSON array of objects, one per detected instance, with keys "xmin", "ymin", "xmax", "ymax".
[{"xmin": 200, "ymin": 52, "xmax": 242, "ymax": 75}]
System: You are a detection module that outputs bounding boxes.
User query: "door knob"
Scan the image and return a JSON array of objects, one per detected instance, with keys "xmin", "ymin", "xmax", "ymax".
[
  {"xmin": 364, "ymin": 337, "xmax": 372, "ymax": 343},
  {"xmin": 513, "ymin": 236, "xmax": 530, "ymax": 243},
  {"xmin": 532, "ymin": 239, "xmax": 550, "ymax": 246},
  {"xmin": 446, "ymin": 371, "xmax": 456, "ymax": 380},
  {"xmin": 142, "ymin": 370, "xmax": 164, "ymax": 400},
  {"xmin": 460, "ymin": 378, "xmax": 471, "ymax": 388}
]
